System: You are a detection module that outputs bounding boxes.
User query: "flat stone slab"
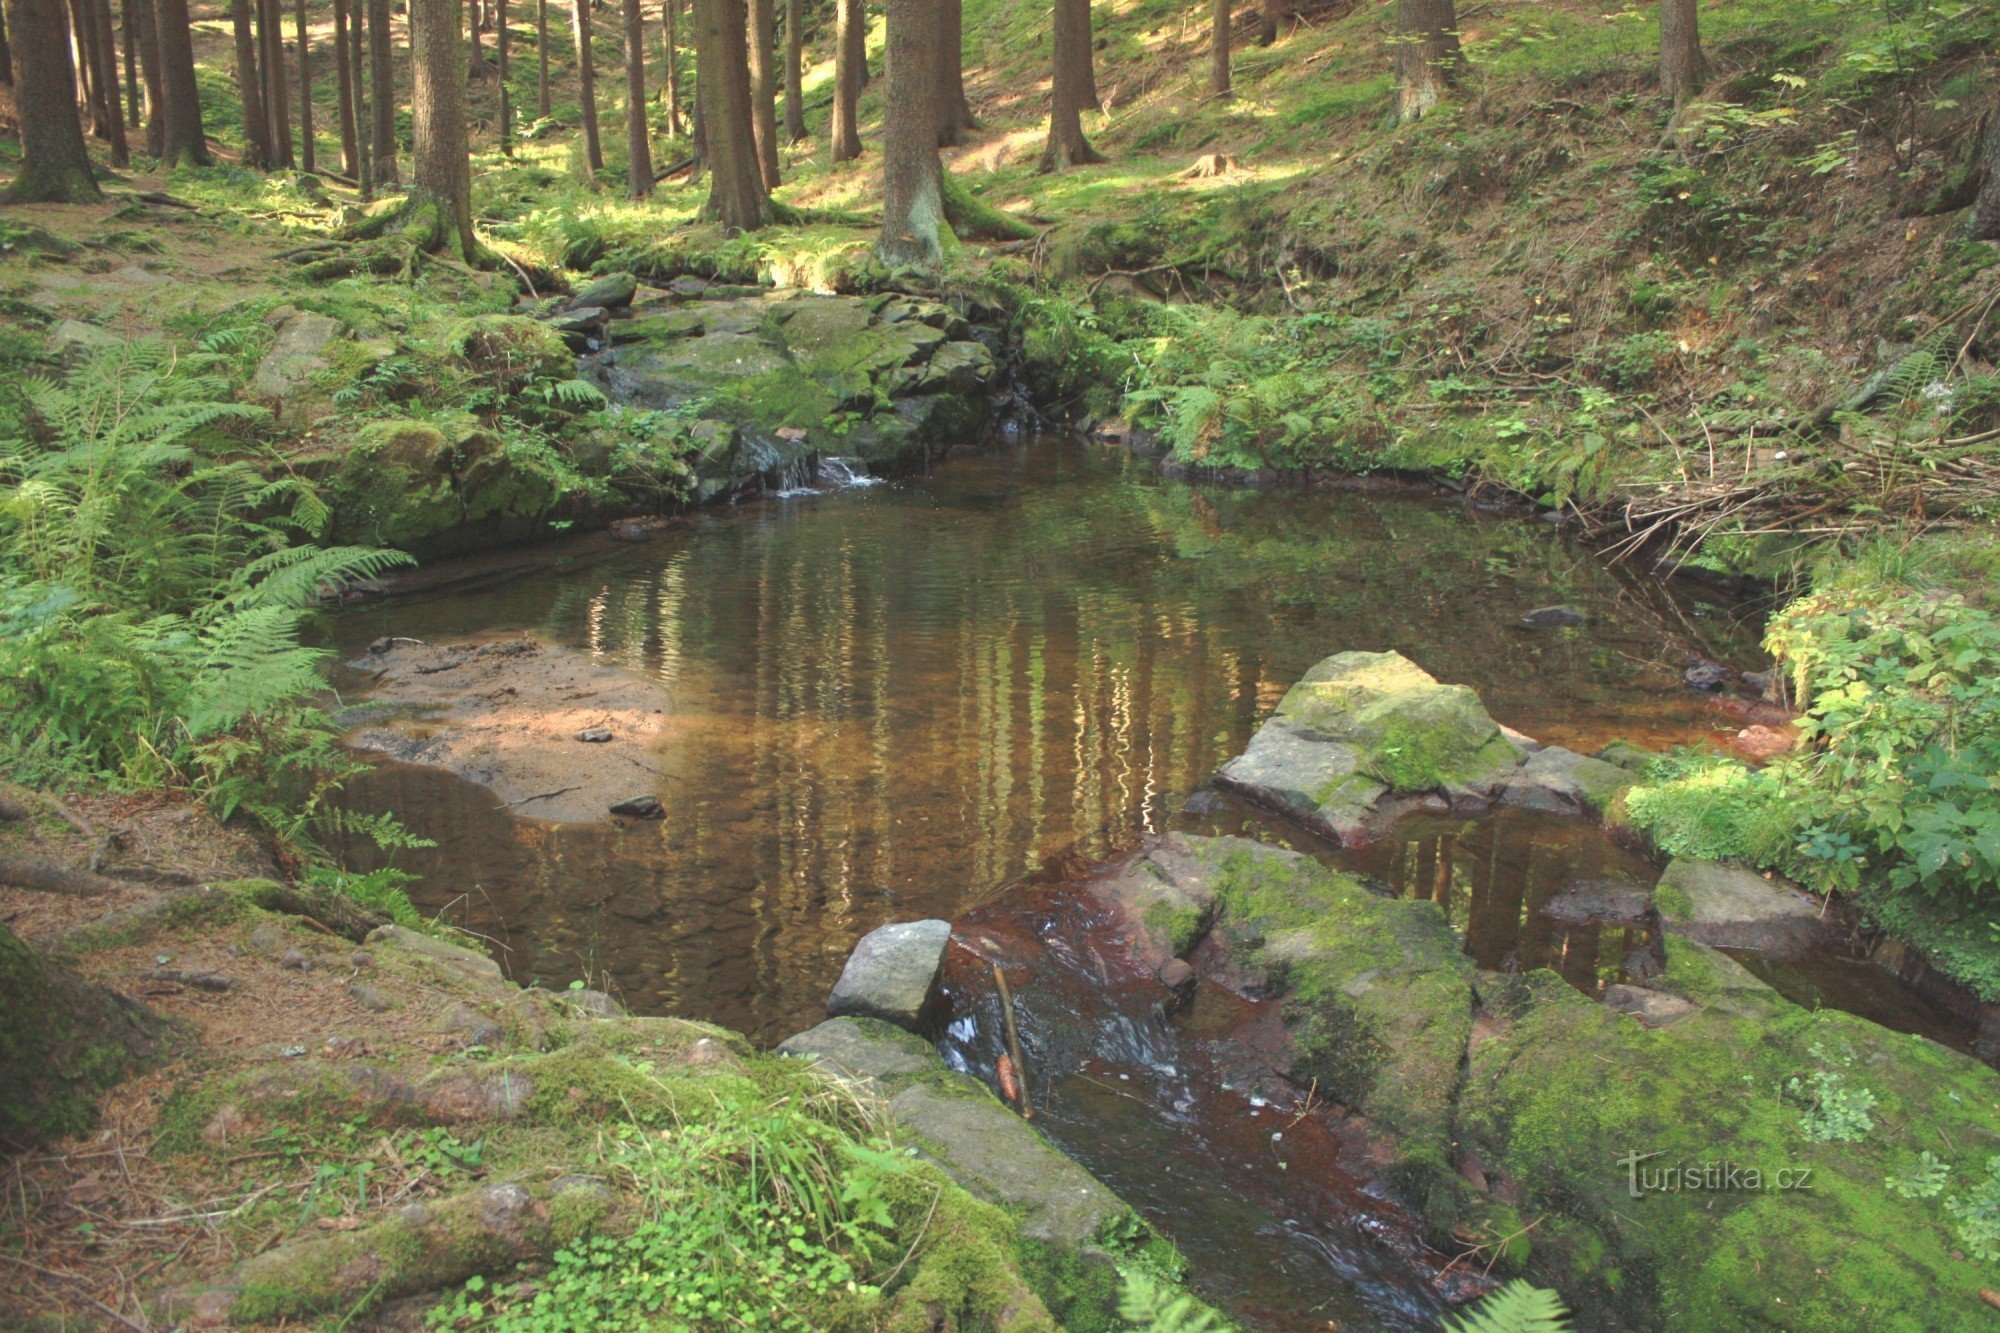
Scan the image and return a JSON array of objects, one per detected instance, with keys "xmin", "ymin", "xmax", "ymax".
[
  {"xmin": 777, "ymin": 1017, "xmax": 939, "ymax": 1086},
  {"xmin": 1603, "ymin": 983, "xmax": 1698, "ymax": 1029},
  {"xmin": 1500, "ymin": 745, "xmax": 1634, "ymax": 818},
  {"xmin": 363, "ymin": 924, "xmax": 503, "ymax": 982},
  {"xmin": 1217, "ymin": 650, "xmax": 1525, "ymax": 845},
  {"xmin": 826, "ymin": 920, "xmax": 952, "ymax": 1029},
  {"xmin": 889, "ymin": 1083, "xmax": 1124, "ymax": 1247},
  {"xmin": 1654, "ymin": 858, "xmax": 1830, "ymax": 959}
]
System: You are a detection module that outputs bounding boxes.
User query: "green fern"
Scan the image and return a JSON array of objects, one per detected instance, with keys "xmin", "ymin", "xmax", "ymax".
[
  {"xmin": 1117, "ymin": 1268, "xmax": 1228, "ymax": 1332},
  {"xmin": 1442, "ymin": 1281, "xmax": 1572, "ymax": 1333}
]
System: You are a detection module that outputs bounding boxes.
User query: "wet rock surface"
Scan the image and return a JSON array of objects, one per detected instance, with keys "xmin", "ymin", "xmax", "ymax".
[
  {"xmin": 825, "ymin": 919, "xmax": 952, "ymax": 1030},
  {"xmin": 1500, "ymin": 745, "xmax": 1634, "ymax": 818},
  {"xmin": 1653, "ymin": 856, "xmax": 1832, "ymax": 958},
  {"xmin": 341, "ymin": 637, "xmax": 672, "ymax": 823}
]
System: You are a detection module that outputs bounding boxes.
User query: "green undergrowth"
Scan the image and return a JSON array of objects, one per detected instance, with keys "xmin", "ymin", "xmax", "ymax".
[{"xmin": 1626, "ymin": 532, "xmax": 2000, "ymax": 998}]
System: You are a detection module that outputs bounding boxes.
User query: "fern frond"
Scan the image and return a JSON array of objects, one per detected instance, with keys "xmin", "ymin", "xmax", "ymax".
[
  {"xmin": 1442, "ymin": 1281, "xmax": 1572, "ymax": 1333},
  {"xmin": 229, "ymin": 545, "xmax": 415, "ymax": 610}
]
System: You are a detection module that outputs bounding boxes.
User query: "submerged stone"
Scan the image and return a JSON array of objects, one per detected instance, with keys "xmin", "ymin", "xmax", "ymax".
[
  {"xmin": 826, "ymin": 919, "xmax": 953, "ymax": 1030},
  {"xmin": 1653, "ymin": 857, "xmax": 1830, "ymax": 958}
]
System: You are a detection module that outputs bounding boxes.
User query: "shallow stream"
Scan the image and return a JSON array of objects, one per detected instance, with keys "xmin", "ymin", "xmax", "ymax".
[{"xmin": 332, "ymin": 436, "xmax": 1926, "ymax": 1326}]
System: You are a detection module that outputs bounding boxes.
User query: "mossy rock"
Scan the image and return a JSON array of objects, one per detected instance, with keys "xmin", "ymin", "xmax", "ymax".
[
  {"xmin": 1203, "ymin": 837, "xmax": 1477, "ymax": 1207},
  {"xmin": 324, "ymin": 418, "xmax": 566, "ymax": 559},
  {"xmin": 1459, "ymin": 946, "xmax": 2000, "ymax": 1329},
  {"xmin": 444, "ymin": 314, "xmax": 571, "ymax": 391}
]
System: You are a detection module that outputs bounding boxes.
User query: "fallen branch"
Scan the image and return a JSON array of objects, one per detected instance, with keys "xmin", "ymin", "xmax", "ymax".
[
  {"xmin": 496, "ymin": 785, "xmax": 582, "ymax": 811},
  {"xmin": 0, "ymin": 854, "xmax": 122, "ymax": 897},
  {"xmin": 991, "ymin": 963, "xmax": 1033, "ymax": 1119}
]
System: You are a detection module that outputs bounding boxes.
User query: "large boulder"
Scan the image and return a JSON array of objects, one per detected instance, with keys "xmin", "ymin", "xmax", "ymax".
[
  {"xmin": 826, "ymin": 919, "xmax": 953, "ymax": 1030},
  {"xmin": 1218, "ymin": 651, "xmax": 1527, "ymax": 845},
  {"xmin": 251, "ymin": 308, "xmax": 343, "ymax": 419},
  {"xmin": 1501, "ymin": 746, "xmax": 1635, "ymax": 819},
  {"xmin": 1652, "ymin": 857, "xmax": 1832, "ymax": 958}
]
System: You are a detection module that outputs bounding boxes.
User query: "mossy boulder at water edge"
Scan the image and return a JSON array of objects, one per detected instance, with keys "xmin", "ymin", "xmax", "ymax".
[
  {"xmin": 583, "ymin": 290, "xmax": 1001, "ymax": 498},
  {"xmin": 1461, "ymin": 947, "xmax": 2000, "ymax": 1329},
  {"xmin": 1219, "ymin": 650, "xmax": 1528, "ymax": 844},
  {"xmin": 315, "ymin": 419, "xmax": 567, "ymax": 560},
  {"xmin": 1172, "ymin": 827, "xmax": 2000, "ymax": 1328}
]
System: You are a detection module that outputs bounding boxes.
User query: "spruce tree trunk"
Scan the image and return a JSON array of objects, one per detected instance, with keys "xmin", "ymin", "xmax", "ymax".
[
  {"xmin": 936, "ymin": 0, "xmax": 970, "ymax": 146},
  {"xmin": 0, "ymin": 5, "xmax": 12, "ymax": 85},
  {"xmin": 1039, "ymin": 0, "xmax": 1100, "ymax": 171},
  {"xmin": 877, "ymin": 0, "xmax": 940, "ymax": 269},
  {"xmin": 497, "ymin": 0, "xmax": 510, "ymax": 151},
  {"xmin": 410, "ymin": 0, "xmax": 477, "ymax": 257},
  {"xmin": 1658, "ymin": 0, "xmax": 1707, "ymax": 108},
  {"xmin": 89, "ymin": 0, "xmax": 127, "ymax": 163},
  {"xmin": 260, "ymin": 0, "xmax": 294, "ymax": 164},
  {"xmin": 351, "ymin": 0, "xmax": 372, "ymax": 190},
  {"xmin": 1207, "ymin": 0, "xmax": 1229, "ymax": 100},
  {"xmin": 333, "ymin": 0, "xmax": 360, "ymax": 173},
  {"xmin": 1972, "ymin": 108, "xmax": 2000, "ymax": 240},
  {"xmin": 368, "ymin": 0, "xmax": 398, "ymax": 183},
  {"xmin": 829, "ymin": 0, "xmax": 860, "ymax": 160},
  {"xmin": 152, "ymin": 0, "xmax": 208, "ymax": 163},
  {"xmin": 694, "ymin": 0, "xmax": 766, "ymax": 229},
  {"xmin": 662, "ymin": 0, "xmax": 679, "ymax": 135},
  {"xmin": 231, "ymin": 0, "xmax": 271, "ymax": 166},
  {"xmin": 571, "ymin": 0, "xmax": 602, "ymax": 172},
  {"xmin": 535, "ymin": 0, "xmax": 548, "ymax": 115},
  {"xmin": 468, "ymin": 0, "xmax": 486, "ymax": 76},
  {"xmin": 620, "ymin": 0, "xmax": 650, "ymax": 193},
  {"xmin": 119, "ymin": 0, "xmax": 138, "ymax": 124},
  {"xmin": 781, "ymin": 0, "xmax": 802, "ymax": 141},
  {"xmin": 3, "ymin": 0, "xmax": 101, "ymax": 198},
  {"xmin": 0, "ymin": 923, "xmax": 173, "ymax": 1152},
  {"xmin": 133, "ymin": 0, "xmax": 162, "ymax": 154},
  {"xmin": 1257, "ymin": 0, "xmax": 1277, "ymax": 45},
  {"xmin": 1393, "ymin": 0, "xmax": 1458, "ymax": 123},
  {"xmin": 746, "ymin": 0, "xmax": 778, "ymax": 187},
  {"xmin": 69, "ymin": 0, "xmax": 104, "ymax": 142},
  {"xmin": 295, "ymin": 0, "xmax": 314, "ymax": 171}
]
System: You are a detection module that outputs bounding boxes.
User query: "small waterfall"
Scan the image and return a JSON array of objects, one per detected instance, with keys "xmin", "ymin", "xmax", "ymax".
[{"xmin": 772, "ymin": 455, "xmax": 884, "ymax": 499}]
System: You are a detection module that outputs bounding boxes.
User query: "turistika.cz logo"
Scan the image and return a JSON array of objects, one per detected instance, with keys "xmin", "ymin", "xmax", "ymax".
[{"xmin": 1617, "ymin": 1150, "xmax": 1814, "ymax": 1199}]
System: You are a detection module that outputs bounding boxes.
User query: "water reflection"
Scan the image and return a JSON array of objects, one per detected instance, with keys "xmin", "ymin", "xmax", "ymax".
[{"xmin": 333, "ymin": 438, "xmax": 1757, "ymax": 1041}]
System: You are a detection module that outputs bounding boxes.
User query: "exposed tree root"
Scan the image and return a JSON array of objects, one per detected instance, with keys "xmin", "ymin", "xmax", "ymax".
[
  {"xmin": 237, "ymin": 880, "xmax": 391, "ymax": 942},
  {"xmin": 941, "ymin": 172, "xmax": 1040, "ymax": 243},
  {"xmin": 0, "ymin": 854, "xmax": 123, "ymax": 897},
  {"xmin": 294, "ymin": 197, "xmax": 499, "ymax": 282}
]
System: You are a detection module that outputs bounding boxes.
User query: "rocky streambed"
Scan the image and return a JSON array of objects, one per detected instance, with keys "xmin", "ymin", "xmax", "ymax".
[{"xmin": 787, "ymin": 650, "xmax": 2000, "ymax": 1328}]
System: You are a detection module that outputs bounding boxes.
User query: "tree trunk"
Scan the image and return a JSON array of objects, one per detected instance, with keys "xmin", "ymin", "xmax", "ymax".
[
  {"xmin": 535, "ymin": 0, "xmax": 548, "ymax": 115},
  {"xmin": 571, "ymin": 0, "xmax": 602, "ymax": 173},
  {"xmin": 694, "ymin": 0, "xmax": 766, "ymax": 229},
  {"xmin": 1207, "ymin": 0, "xmax": 1229, "ymax": 100},
  {"xmin": 3, "ymin": 0, "xmax": 101, "ymax": 198},
  {"xmin": 1393, "ymin": 0, "xmax": 1458, "ymax": 123},
  {"xmin": 746, "ymin": 0, "xmax": 778, "ymax": 186},
  {"xmin": 333, "ymin": 0, "xmax": 360, "ymax": 173},
  {"xmin": 132, "ymin": 0, "xmax": 162, "ymax": 153},
  {"xmin": 829, "ymin": 0, "xmax": 859, "ymax": 160},
  {"xmin": 351, "ymin": 0, "xmax": 372, "ymax": 191},
  {"xmin": 468, "ymin": 0, "xmax": 486, "ymax": 76},
  {"xmin": 1972, "ymin": 108, "xmax": 2000, "ymax": 240},
  {"xmin": 1039, "ymin": 0, "xmax": 1100, "ymax": 171},
  {"xmin": 781, "ymin": 0, "xmax": 802, "ymax": 140},
  {"xmin": 260, "ymin": 0, "xmax": 294, "ymax": 164},
  {"xmin": 230, "ymin": 0, "xmax": 271, "ymax": 165},
  {"xmin": 0, "ymin": 923, "xmax": 173, "ymax": 1152},
  {"xmin": 295, "ymin": 0, "xmax": 314, "ymax": 171},
  {"xmin": 1257, "ymin": 0, "xmax": 1277, "ymax": 45},
  {"xmin": 936, "ymin": 0, "xmax": 970, "ymax": 145},
  {"xmin": 89, "ymin": 0, "xmax": 127, "ymax": 162},
  {"xmin": 497, "ymin": 0, "xmax": 510, "ymax": 149},
  {"xmin": 878, "ymin": 0, "xmax": 940, "ymax": 269},
  {"xmin": 152, "ymin": 0, "xmax": 207, "ymax": 163},
  {"xmin": 410, "ymin": 0, "xmax": 478, "ymax": 258},
  {"xmin": 620, "ymin": 0, "xmax": 650, "ymax": 192},
  {"xmin": 119, "ymin": 0, "xmax": 137, "ymax": 124},
  {"xmin": 68, "ymin": 0, "xmax": 103, "ymax": 141},
  {"xmin": 0, "ymin": 5, "xmax": 13, "ymax": 85},
  {"xmin": 662, "ymin": 0, "xmax": 679, "ymax": 135},
  {"xmin": 1658, "ymin": 0, "xmax": 1707, "ymax": 108},
  {"xmin": 368, "ymin": 0, "xmax": 398, "ymax": 183}
]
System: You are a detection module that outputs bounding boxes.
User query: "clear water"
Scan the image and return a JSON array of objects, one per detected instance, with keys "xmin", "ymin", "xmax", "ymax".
[{"xmin": 331, "ymin": 437, "xmax": 1763, "ymax": 1044}]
